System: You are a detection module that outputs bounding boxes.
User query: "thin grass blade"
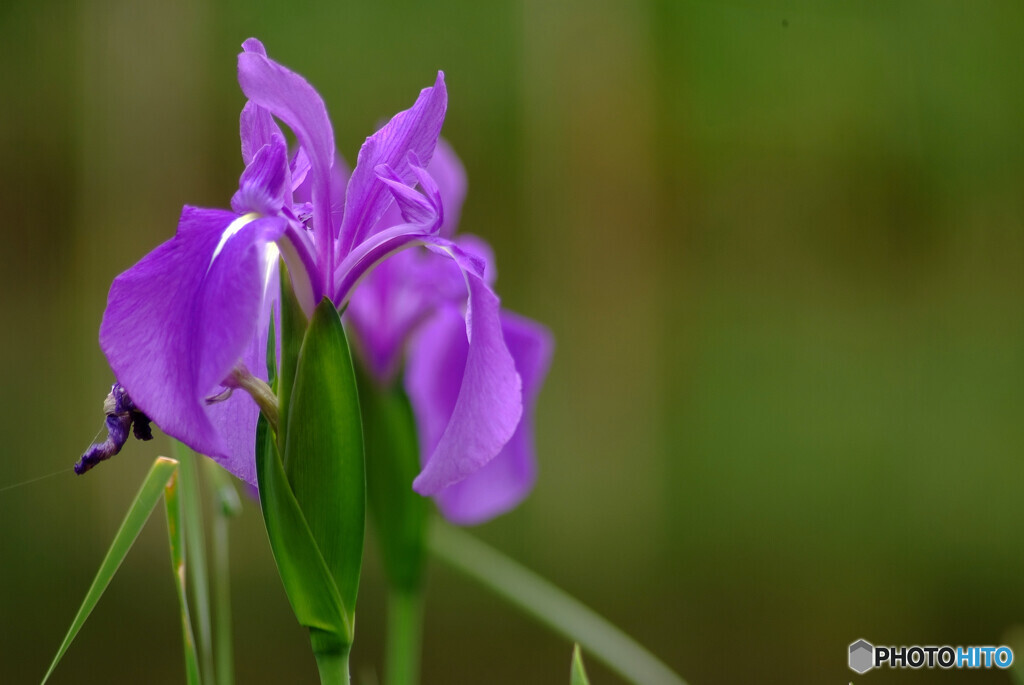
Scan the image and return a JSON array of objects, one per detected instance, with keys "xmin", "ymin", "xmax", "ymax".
[
  {"xmin": 165, "ymin": 462, "xmax": 202, "ymax": 685},
  {"xmin": 41, "ymin": 457, "xmax": 179, "ymax": 684},
  {"xmin": 174, "ymin": 442, "xmax": 215, "ymax": 684},
  {"xmin": 204, "ymin": 458, "xmax": 241, "ymax": 685}
]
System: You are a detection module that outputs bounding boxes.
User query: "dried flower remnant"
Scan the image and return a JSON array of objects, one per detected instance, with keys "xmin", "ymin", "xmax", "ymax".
[{"xmin": 75, "ymin": 383, "xmax": 152, "ymax": 474}]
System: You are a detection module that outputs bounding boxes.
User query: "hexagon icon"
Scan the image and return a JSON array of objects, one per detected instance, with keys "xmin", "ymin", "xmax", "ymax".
[{"xmin": 849, "ymin": 639, "xmax": 874, "ymax": 674}]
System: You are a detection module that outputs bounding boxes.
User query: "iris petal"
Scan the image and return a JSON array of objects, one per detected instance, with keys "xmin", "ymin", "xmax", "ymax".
[
  {"xmin": 405, "ymin": 243, "xmax": 522, "ymax": 496},
  {"xmin": 240, "ymin": 100, "xmax": 282, "ymax": 167},
  {"xmin": 237, "ymin": 40, "xmax": 335, "ymax": 293},
  {"xmin": 338, "ymin": 72, "xmax": 447, "ymax": 255},
  {"xmin": 99, "ymin": 207, "xmax": 284, "ymax": 480},
  {"xmin": 432, "ymin": 311, "xmax": 553, "ymax": 524},
  {"xmin": 429, "ymin": 139, "xmax": 467, "ymax": 238},
  {"xmin": 231, "ymin": 135, "xmax": 288, "ymax": 216}
]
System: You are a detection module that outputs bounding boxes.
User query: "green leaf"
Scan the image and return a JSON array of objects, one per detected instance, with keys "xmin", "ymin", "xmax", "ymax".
[
  {"xmin": 255, "ymin": 412, "xmax": 351, "ymax": 640},
  {"xmin": 283, "ymin": 298, "xmax": 366, "ymax": 625},
  {"xmin": 571, "ymin": 645, "xmax": 591, "ymax": 685},
  {"xmin": 41, "ymin": 457, "xmax": 180, "ymax": 684},
  {"xmin": 165, "ymin": 462, "xmax": 202, "ymax": 685},
  {"xmin": 256, "ymin": 272, "xmax": 349, "ymax": 639},
  {"xmin": 358, "ymin": 365, "xmax": 428, "ymax": 593}
]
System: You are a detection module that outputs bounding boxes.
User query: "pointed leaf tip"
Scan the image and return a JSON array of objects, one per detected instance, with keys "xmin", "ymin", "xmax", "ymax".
[{"xmin": 571, "ymin": 645, "xmax": 591, "ymax": 685}]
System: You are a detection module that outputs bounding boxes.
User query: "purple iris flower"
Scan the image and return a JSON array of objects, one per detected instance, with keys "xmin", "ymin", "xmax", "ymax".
[
  {"xmin": 347, "ymin": 140, "xmax": 553, "ymax": 524},
  {"xmin": 97, "ymin": 39, "xmax": 532, "ymax": 502}
]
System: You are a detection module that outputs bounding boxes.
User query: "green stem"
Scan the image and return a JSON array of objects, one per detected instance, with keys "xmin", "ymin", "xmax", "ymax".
[
  {"xmin": 310, "ymin": 630, "xmax": 351, "ymax": 685},
  {"xmin": 428, "ymin": 521, "xmax": 688, "ymax": 685},
  {"xmin": 385, "ymin": 589, "xmax": 423, "ymax": 685}
]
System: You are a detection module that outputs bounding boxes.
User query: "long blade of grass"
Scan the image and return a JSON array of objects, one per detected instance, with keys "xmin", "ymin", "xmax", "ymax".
[
  {"xmin": 41, "ymin": 457, "xmax": 179, "ymax": 685},
  {"xmin": 428, "ymin": 521, "xmax": 688, "ymax": 685},
  {"xmin": 204, "ymin": 457, "xmax": 242, "ymax": 685},
  {"xmin": 174, "ymin": 442, "xmax": 215, "ymax": 684},
  {"xmin": 165, "ymin": 460, "xmax": 202, "ymax": 685}
]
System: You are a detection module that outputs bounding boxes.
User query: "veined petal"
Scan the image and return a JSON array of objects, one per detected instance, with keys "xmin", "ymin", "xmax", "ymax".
[
  {"xmin": 433, "ymin": 311, "xmax": 553, "ymax": 524},
  {"xmin": 332, "ymin": 170, "xmax": 445, "ymax": 306},
  {"xmin": 99, "ymin": 207, "xmax": 284, "ymax": 480},
  {"xmin": 293, "ymin": 151, "xmax": 351, "ymax": 238},
  {"xmin": 405, "ymin": 243, "xmax": 522, "ymax": 496},
  {"xmin": 374, "ymin": 157, "xmax": 442, "ymax": 227},
  {"xmin": 231, "ymin": 135, "xmax": 288, "ymax": 216},
  {"xmin": 237, "ymin": 40, "xmax": 335, "ymax": 290},
  {"xmin": 430, "ymin": 138, "xmax": 467, "ymax": 238},
  {"xmin": 346, "ymin": 249, "xmax": 443, "ymax": 383},
  {"xmin": 205, "ymin": 261, "xmax": 280, "ymax": 485},
  {"xmin": 338, "ymin": 72, "xmax": 447, "ymax": 256},
  {"xmin": 195, "ymin": 216, "xmax": 284, "ymax": 395},
  {"xmin": 240, "ymin": 100, "xmax": 282, "ymax": 167},
  {"xmin": 344, "ymin": 233, "xmax": 469, "ymax": 384}
]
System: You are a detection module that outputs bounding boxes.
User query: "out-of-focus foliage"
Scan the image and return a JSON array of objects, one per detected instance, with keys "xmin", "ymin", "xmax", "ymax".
[{"xmin": 1, "ymin": 1, "xmax": 1022, "ymax": 683}]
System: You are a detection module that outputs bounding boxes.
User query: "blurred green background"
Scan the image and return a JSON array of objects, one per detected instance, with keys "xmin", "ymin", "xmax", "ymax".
[{"xmin": 2, "ymin": 0, "xmax": 1023, "ymax": 683}]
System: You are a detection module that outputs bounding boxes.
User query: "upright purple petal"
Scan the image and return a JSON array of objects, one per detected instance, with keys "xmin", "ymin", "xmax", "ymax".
[
  {"xmin": 332, "ymin": 169, "xmax": 446, "ymax": 306},
  {"xmin": 405, "ymin": 245, "xmax": 522, "ymax": 495},
  {"xmin": 99, "ymin": 207, "xmax": 284, "ymax": 480},
  {"xmin": 374, "ymin": 157, "xmax": 442, "ymax": 227},
  {"xmin": 338, "ymin": 72, "xmax": 447, "ymax": 255},
  {"xmin": 433, "ymin": 312, "xmax": 553, "ymax": 524},
  {"xmin": 293, "ymin": 151, "xmax": 351, "ymax": 237},
  {"xmin": 237, "ymin": 40, "xmax": 335, "ymax": 292},
  {"xmin": 240, "ymin": 100, "xmax": 282, "ymax": 167},
  {"xmin": 231, "ymin": 135, "xmax": 289, "ymax": 216},
  {"xmin": 429, "ymin": 138, "xmax": 467, "ymax": 238}
]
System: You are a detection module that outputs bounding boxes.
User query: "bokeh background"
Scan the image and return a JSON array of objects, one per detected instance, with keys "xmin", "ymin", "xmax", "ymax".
[{"xmin": 2, "ymin": 1, "xmax": 1023, "ymax": 683}]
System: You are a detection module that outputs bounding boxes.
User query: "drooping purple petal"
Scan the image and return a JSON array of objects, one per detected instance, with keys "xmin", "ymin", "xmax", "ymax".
[
  {"xmin": 405, "ymin": 244, "xmax": 522, "ymax": 496},
  {"xmin": 433, "ymin": 311, "xmax": 553, "ymax": 524},
  {"xmin": 99, "ymin": 207, "xmax": 284, "ymax": 480},
  {"xmin": 338, "ymin": 72, "xmax": 447, "ymax": 256},
  {"xmin": 237, "ymin": 39, "xmax": 335, "ymax": 292},
  {"xmin": 451, "ymin": 234, "xmax": 496, "ymax": 287},
  {"xmin": 205, "ymin": 263, "xmax": 279, "ymax": 485}
]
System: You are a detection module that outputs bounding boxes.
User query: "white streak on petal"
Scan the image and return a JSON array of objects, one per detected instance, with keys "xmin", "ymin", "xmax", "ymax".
[{"xmin": 208, "ymin": 212, "xmax": 261, "ymax": 273}]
